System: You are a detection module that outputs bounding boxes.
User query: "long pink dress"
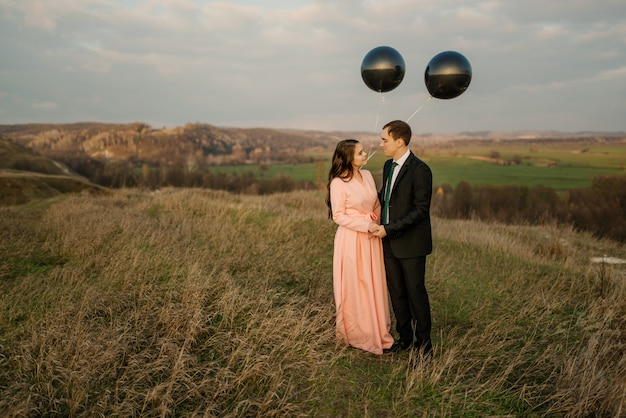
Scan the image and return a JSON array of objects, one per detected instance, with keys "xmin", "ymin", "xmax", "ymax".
[{"xmin": 330, "ymin": 169, "xmax": 394, "ymax": 355}]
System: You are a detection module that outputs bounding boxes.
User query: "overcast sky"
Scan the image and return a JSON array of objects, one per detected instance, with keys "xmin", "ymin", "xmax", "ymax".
[{"xmin": 1, "ymin": 0, "xmax": 625, "ymax": 134}]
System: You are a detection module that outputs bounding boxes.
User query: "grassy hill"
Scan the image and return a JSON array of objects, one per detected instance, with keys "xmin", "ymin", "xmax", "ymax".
[
  {"xmin": 0, "ymin": 189, "xmax": 624, "ymax": 417},
  {"xmin": 0, "ymin": 137, "xmax": 108, "ymax": 206}
]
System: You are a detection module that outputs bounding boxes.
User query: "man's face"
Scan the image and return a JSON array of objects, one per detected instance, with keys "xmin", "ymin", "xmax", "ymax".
[{"xmin": 380, "ymin": 127, "xmax": 403, "ymax": 159}]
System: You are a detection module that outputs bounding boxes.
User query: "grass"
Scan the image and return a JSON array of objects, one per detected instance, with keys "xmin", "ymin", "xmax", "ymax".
[
  {"xmin": 207, "ymin": 162, "xmax": 320, "ymax": 181},
  {"xmin": 0, "ymin": 188, "xmax": 625, "ymax": 417}
]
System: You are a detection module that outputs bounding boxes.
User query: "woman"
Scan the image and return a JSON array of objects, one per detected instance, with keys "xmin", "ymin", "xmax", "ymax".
[{"xmin": 326, "ymin": 139, "xmax": 394, "ymax": 355}]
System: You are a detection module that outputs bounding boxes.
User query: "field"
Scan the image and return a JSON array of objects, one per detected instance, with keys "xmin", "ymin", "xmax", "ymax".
[
  {"xmin": 208, "ymin": 162, "xmax": 319, "ymax": 182},
  {"xmin": 209, "ymin": 142, "xmax": 626, "ymax": 192},
  {"xmin": 1, "ymin": 188, "xmax": 624, "ymax": 417},
  {"xmin": 422, "ymin": 143, "xmax": 626, "ymax": 192}
]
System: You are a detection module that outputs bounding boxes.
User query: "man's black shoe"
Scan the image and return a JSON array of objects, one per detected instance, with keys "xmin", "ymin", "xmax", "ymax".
[{"xmin": 383, "ymin": 341, "xmax": 412, "ymax": 354}]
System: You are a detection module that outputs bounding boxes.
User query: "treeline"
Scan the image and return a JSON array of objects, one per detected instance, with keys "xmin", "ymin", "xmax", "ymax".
[
  {"xmin": 59, "ymin": 157, "xmax": 318, "ymax": 195},
  {"xmin": 60, "ymin": 155, "xmax": 626, "ymax": 242},
  {"xmin": 433, "ymin": 175, "xmax": 626, "ymax": 243}
]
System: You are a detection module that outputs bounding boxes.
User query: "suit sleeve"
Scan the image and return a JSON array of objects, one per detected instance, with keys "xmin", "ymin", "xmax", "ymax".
[
  {"xmin": 385, "ymin": 162, "xmax": 432, "ymax": 236},
  {"xmin": 330, "ymin": 178, "xmax": 371, "ymax": 232}
]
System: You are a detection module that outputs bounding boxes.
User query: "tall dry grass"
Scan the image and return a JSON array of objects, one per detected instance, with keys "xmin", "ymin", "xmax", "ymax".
[{"xmin": 0, "ymin": 188, "xmax": 624, "ymax": 417}]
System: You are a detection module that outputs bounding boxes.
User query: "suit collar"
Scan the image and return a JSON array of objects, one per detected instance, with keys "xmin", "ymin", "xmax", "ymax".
[{"xmin": 392, "ymin": 151, "xmax": 417, "ymax": 185}]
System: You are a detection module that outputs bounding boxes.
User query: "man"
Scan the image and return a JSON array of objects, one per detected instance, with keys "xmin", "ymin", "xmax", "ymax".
[{"xmin": 370, "ymin": 120, "xmax": 433, "ymax": 356}]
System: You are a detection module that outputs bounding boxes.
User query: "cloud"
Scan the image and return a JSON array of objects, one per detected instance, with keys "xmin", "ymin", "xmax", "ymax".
[
  {"xmin": 32, "ymin": 100, "xmax": 58, "ymax": 109},
  {"xmin": 17, "ymin": 0, "xmax": 57, "ymax": 31},
  {"xmin": 497, "ymin": 0, "xmax": 626, "ymax": 23},
  {"xmin": 0, "ymin": 0, "xmax": 624, "ymax": 132}
]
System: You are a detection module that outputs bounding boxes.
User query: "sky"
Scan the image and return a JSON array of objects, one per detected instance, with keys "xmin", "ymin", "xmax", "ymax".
[{"xmin": 1, "ymin": 0, "xmax": 625, "ymax": 134}]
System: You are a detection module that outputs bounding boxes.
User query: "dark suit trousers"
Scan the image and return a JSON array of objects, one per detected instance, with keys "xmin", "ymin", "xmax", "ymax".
[{"xmin": 383, "ymin": 241, "xmax": 432, "ymax": 345}]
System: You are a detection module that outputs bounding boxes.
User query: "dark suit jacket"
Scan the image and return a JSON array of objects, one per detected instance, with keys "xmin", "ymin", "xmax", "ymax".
[{"xmin": 380, "ymin": 151, "xmax": 433, "ymax": 258}]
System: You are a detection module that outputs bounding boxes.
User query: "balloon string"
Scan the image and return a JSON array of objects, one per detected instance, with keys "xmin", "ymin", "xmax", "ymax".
[
  {"xmin": 374, "ymin": 93, "xmax": 385, "ymax": 131},
  {"xmin": 366, "ymin": 144, "xmax": 377, "ymax": 162},
  {"xmin": 406, "ymin": 95, "xmax": 433, "ymax": 122}
]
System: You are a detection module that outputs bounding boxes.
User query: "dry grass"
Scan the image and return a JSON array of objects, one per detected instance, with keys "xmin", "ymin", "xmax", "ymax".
[
  {"xmin": 1, "ymin": 188, "xmax": 624, "ymax": 417},
  {"xmin": 0, "ymin": 170, "xmax": 109, "ymax": 206}
]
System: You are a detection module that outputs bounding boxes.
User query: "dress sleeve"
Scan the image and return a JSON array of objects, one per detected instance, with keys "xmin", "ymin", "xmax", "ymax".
[
  {"xmin": 330, "ymin": 178, "xmax": 371, "ymax": 233},
  {"xmin": 366, "ymin": 171, "xmax": 382, "ymax": 221}
]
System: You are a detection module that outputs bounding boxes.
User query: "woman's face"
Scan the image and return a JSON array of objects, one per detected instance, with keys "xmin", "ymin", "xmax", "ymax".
[{"xmin": 352, "ymin": 143, "xmax": 368, "ymax": 170}]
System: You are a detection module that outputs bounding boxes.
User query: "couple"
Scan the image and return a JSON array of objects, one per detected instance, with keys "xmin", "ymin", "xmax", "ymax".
[{"xmin": 326, "ymin": 120, "xmax": 433, "ymax": 356}]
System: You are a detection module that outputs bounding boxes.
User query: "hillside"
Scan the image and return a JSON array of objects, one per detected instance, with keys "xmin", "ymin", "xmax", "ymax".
[
  {"xmin": 1, "ymin": 123, "xmax": 624, "ymax": 168},
  {"xmin": 0, "ymin": 137, "xmax": 108, "ymax": 205},
  {"xmin": 0, "ymin": 122, "xmax": 346, "ymax": 166},
  {"xmin": 0, "ymin": 137, "xmax": 75, "ymax": 175},
  {"xmin": 0, "ymin": 188, "xmax": 624, "ymax": 416}
]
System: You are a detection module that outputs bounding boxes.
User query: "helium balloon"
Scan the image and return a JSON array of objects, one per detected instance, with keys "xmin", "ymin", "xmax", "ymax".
[
  {"xmin": 361, "ymin": 46, "xmax": 406, "ymax": 93},
  {"xmin": 424, "ymin": 51, "xmax": 472, "ymax": 99}
]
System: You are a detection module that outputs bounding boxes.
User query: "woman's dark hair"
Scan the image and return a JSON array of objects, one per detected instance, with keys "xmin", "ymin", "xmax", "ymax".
[{"xmin": 325, "ymin": 139, "xmax": 359, "ymax": 219}]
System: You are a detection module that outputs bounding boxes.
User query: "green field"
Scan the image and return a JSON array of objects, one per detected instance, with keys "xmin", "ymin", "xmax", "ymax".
[
  {"xmin": 422, "ymin": 143, "xmax": 626, "ymax": 191},
  {"xmin": 209, "ymin": 142, "xmax": 626, "ymax": 192},
  {"xmin": 208, "ymin": 162, "xmax": 319, "ymax": 181}
]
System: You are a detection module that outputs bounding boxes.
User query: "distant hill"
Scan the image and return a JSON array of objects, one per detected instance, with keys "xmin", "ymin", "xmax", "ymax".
[
  {"xmin": 0, "ymin": 137, "xmax": 108, "ymax": 206},
  {"xmin": 0, "ymin": 123, "xmax": 349, "ymax": 166},
  {"xmin": 1, "ymin": 123, "xmax": 624, "ymax": 166}
]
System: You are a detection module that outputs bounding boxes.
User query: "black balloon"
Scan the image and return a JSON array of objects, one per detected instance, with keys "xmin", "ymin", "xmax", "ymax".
[
  {"xmin": 361, "ymin": 46, "xmax": 406, "ymax": 93},
  {"xmin": 424, "ymin": 51, "xmax": 472, "ymax": 99}
]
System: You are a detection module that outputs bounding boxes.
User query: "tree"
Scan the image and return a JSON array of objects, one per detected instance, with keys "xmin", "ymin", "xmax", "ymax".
[{"xmin": 453, "ymin": 181, "xmax": 473, "ymax": 218}]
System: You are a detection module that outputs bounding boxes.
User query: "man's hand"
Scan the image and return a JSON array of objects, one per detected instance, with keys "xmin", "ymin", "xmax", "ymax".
[{"xmin": 371, "ymin": 225, "xmax": 387, "ymax": 238}]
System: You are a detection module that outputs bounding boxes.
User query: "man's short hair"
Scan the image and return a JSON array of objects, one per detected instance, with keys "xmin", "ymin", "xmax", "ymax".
[{"xmin": 383, "ymin": 120, "xmax": 412, "ymax": 146}]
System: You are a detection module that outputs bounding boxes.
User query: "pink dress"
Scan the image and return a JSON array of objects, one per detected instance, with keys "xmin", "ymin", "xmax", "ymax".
[{"xmin": 330, "ymin": 169, "xmax": 394, "ymax": 355}]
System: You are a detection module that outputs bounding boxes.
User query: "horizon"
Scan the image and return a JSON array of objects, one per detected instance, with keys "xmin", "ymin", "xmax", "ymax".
[{"xmin": 1, "ymin": 120, "xmax": 625, "ymax": 137}]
